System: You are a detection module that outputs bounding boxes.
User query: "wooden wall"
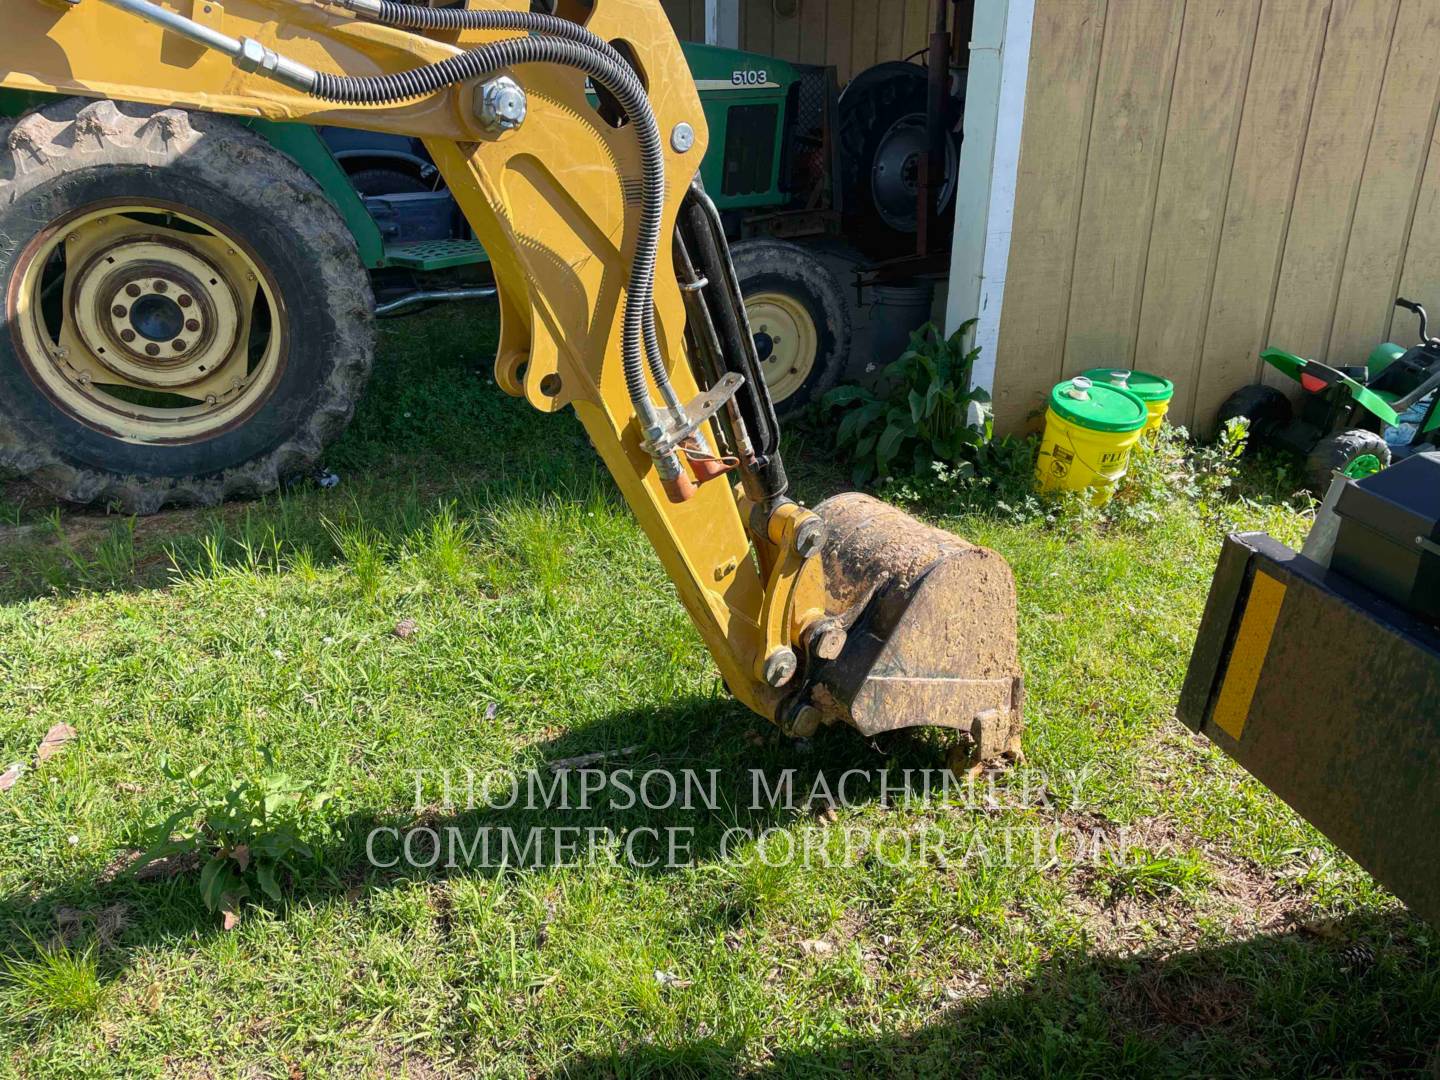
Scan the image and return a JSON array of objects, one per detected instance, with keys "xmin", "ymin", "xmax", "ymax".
[
  {"xmin": 991, "ymin": 0, "xmax": 1440, "ymax": 435},
  {"xmin": 662, "ymin": 0, "xmax": 937, "ymax": 83}
]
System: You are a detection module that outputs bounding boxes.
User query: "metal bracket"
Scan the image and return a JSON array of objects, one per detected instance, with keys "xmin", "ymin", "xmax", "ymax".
[{"xmin": 644, "ymin": 371, "xmax": 744, "ymax": 456}]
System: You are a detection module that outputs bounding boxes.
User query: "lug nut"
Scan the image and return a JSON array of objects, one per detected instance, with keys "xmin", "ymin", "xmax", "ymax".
[
  {"xmin": 185, "ymin": 319, "xmax": 200, "ymax": 332},
  {"xmin": 178, "ymin": 295, "xmax": 192, "ymax": 308},
  {"xmin": 172, "ymin": 340, "xmax": 186, "ymax": 351},
  {"xmin": 153, "ymin": 281, "xmax": 168, "ymax": 293},
  {"xmin": 120, "ymin": 329, "xmax": 136, "ymax": 343},
  {"xmin": 111, "ymin": 305, "xmax": 126, "ymax": 318},
  {"xmin": 145, "ymin": 344, "xmax": 160, "ymax": 357},
  {"xmin": 126, "ymin": 284, "xmax": 142, "ymax": 298}
]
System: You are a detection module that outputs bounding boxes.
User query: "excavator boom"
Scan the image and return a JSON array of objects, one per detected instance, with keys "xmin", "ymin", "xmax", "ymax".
[{"xmin": 0, "ymin": 0, "xmax": 1022, "ymax": 765}]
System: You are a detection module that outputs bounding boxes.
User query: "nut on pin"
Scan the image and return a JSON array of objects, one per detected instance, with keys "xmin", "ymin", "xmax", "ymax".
[{"xmin": 476, "ymin": 76, "xmax": 528, "ymax": 133}]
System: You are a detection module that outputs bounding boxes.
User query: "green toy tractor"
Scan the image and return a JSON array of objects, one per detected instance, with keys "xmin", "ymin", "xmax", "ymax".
[{"xmin": 1218, "ymin": 298, "xmax": 1440, "ymax": 491}]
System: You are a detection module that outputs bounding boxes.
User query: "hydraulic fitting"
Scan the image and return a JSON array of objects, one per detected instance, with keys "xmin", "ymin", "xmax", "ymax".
[{"xmin": 235, "ymin": 38, "xmax": 319, "ymax": 92}]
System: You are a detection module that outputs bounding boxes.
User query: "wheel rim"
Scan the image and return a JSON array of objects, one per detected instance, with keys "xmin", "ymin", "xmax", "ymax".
[
  {"xmin": 1343, "ymin": 453, "xmax": 1384, "ymax": 480},
  {"xmin": 746, "ymin": 291, "xmax": 818, "ymax": 404},
  {"xmin": 870, "ymin": 115, "xmax": 959, "ymax": 234},
  {"xmin": 8, "ymin": 202, "xmax": 286, "ymax": 444}
]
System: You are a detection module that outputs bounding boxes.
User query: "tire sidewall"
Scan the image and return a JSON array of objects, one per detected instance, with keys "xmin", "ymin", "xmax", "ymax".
[
  {"xmin": 0, "ymin": 99, "xmax": 372, "ymax": 509},
  {"xmin": 840, "ymin": 67, "xmax": 962, "ymax": 258}
]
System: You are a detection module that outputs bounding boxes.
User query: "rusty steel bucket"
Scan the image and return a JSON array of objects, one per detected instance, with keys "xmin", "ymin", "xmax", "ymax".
[{"xmin": 795, "ymin": 493, "xmax": 1025, "ymax": 774}]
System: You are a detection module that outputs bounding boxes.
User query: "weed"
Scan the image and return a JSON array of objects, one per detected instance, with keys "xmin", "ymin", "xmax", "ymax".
[
  {"xmin": 3, "ymin": 942, "xmax": 105, "ymax": 1023},
  {"xmin": 1101, "ymin": 845, "xmax": 1216, "ymax": 903},
  {"xmin": 132, "ymin": 749, "xmax": 337, "ymax": 915}
]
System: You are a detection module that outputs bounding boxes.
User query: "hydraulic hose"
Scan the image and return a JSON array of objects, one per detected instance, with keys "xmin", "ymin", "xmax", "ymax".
[{"xmin": 326, "ymin": 3, "xmax": 688, "ymax": 424}]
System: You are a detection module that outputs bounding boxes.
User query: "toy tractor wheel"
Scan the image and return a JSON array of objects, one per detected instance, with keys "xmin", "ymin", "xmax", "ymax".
[
  {"xmin": 1306, "ymin": 429, "xmax": 1392, "ymax": 492},
  {"xmin": 732, "ymin": 239, "xmax": 852, "ymax": 416},
  {"xmin": 1216, "ymin": 384, "xmax": 1293, "ymax": 449},
  {"xmin": 0, "ymin": 98, "xmax": 373, "ymax": 513}
]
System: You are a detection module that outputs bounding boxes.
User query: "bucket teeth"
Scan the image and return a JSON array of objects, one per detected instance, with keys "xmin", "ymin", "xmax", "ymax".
[{"xmin": 806, "ymin": 493, "xmax": 1024, "ymax": 766}]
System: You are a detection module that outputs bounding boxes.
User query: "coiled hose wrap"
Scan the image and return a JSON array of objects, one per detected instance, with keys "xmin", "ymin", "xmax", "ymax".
[{"xmin": 315, "ymin": 8, "xmax": 686, "ymax": 427}]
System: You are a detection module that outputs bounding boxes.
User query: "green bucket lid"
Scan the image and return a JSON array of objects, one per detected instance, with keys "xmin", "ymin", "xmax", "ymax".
[
  {"xmin": 1049, "ymin": 377, "xmax": 1148, "ymax": 433},
  {"xmin": 1081, "ymin": 367, "xmax": 1175, "ymax": 403}
]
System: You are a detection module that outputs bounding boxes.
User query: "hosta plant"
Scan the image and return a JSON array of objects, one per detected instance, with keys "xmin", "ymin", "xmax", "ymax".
[{"xmin": 822, "ymin": 320, "xmax": 991, "ymax": 485}]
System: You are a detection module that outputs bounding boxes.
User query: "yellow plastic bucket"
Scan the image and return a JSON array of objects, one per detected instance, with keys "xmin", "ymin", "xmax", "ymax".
[
  {"xmin": 1035, "ymin": 377, "xmax": 1149, "ymax": 504},
  {"xmin": 1083, "ymin": 368, "xmax": 1175, "ymax": 436}
]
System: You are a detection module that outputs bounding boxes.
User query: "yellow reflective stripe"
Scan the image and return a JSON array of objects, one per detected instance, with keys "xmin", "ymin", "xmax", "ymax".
[{"xmin": 1212, "ymin": 570, "xmax": 1288, "ymax": 740}]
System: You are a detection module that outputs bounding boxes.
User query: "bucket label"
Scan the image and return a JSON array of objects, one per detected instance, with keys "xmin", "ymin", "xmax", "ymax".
[{"xmin": 1049, "ymin": 445, "xmax": 1074, "ymax": 477}]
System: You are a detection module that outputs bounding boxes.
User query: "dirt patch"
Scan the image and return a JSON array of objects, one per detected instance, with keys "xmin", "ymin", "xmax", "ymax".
[{"xmin": 1054, "ymin": 808, "xmax": 1316, "ymax": 957}]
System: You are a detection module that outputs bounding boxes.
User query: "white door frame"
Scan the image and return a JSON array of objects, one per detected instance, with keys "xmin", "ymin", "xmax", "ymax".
[
  {"xmin": 705, "ymin": 0, "xmax": 740, "ymax": 48},
  {"xmin": 945, "ymin": 0, "xmax": 1035, "ymax": 398}
]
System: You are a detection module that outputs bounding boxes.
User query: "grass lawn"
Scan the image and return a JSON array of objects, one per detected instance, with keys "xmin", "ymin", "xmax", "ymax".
[{"xmin": 0, "ymin": 306, "xmax": 1436, "ymax": 1077}]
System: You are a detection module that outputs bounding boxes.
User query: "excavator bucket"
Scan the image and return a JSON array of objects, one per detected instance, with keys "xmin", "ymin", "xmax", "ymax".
[{"xmin": 805, "ymin": 493, "xmax": 1025, "ymax": 772}]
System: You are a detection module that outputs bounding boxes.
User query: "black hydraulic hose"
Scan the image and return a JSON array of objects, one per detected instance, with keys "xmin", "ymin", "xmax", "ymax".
[{"xmin": 325, "ymin": 5, "xmax": 685, "ymax": 423}]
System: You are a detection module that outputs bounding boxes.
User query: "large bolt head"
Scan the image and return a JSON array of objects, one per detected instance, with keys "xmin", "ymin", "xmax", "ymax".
[
  {"xmin": 477, "ymin": 76, "xmax": 528, "ymax": 133},
  {"xmin": 785, "ymin": 703, "xmax": 823, "ymax": 738},
  {"xmin": 762, "ymin": 647, "xmax": 798, "ymax": 688},
  {"xmin": 794, "ymin": 518, "xmax": 827, "ymax": 559}
]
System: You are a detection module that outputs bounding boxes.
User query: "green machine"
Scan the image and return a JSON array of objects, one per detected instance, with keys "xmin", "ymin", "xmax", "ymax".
[{"xmin": 1218, "ymin": 298, "xmax": 1440, "ymax": 491}]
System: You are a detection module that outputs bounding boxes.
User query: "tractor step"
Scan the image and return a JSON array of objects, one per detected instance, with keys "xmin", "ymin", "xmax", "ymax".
[{"xmin": 383, "ymin": 238, "xmax": 488, "ymax": 271}]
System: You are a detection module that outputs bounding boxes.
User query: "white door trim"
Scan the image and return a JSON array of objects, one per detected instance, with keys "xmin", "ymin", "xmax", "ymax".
[
  {"xmin": 945, "ymin": 0, "xmax": 1035, "ymax": 398},
  {"xmin": 705, "ymin": 0, "xmax": 740, "ymax": 48}
]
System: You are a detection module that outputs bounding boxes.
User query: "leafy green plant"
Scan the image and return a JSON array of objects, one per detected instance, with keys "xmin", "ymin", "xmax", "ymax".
[
  {"xmin": 1107, "ymin": 418, "xmax": 1249, "ymax": 527},
  {"xmin": 822, "ymin": 321, "xmax": 991, "ymax": 485},
  {"xmin": 133, "ymin": 749, "xmax": 336, "ymax": 916}
]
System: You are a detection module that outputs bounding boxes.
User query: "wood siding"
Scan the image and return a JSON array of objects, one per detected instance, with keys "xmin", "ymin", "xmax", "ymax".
[
  {"xmin": 992, "ymin": 0, "xmax": 1440, "ymax": 435},
  {"xmin": 661, "ymin": 0, "xmax": 936, "ymax": 82}
]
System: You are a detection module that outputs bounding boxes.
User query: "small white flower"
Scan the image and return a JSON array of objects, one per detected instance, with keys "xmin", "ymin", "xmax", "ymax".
[{"xmin": 67, "ymin": 834, "xmax": 79, "ymax": 846}]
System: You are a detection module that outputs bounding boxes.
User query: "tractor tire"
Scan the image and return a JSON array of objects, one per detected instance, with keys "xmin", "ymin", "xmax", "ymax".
[
  {"xmin": 1306, "ymin": 429, "xmax": 1392, "ymax": 492},
  {"xmin": 1216, "ymin": 384, "xmax": 1293, "ymax": 448},
  {"xmin": 0, "ymin": 98, "xmax": 373, "ymax": 514},
  {"xmin": 732, "ymin": 239, "xmax": 852, "ymax": 416},
  {"xmin": 839, "ymin": 62, "xmax": 962, "ymax": 260}
]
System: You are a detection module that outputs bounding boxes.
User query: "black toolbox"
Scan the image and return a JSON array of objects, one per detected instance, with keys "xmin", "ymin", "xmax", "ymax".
[{"xmin": 1332, "ymin": 451, "xmax": 1440, "ymax": 624}]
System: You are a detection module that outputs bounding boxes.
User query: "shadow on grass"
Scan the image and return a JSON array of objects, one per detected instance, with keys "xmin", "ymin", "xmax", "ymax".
[
  {"xmin": 0, "ymin": 691, "xmax": 953, "ymax": 975},
  {"xmin": 551, "ymin": 908, "xmax": 1439, "ymax": 1077}
]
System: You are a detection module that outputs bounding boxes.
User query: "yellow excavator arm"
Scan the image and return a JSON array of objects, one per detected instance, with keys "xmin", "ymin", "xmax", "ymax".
[{"xmin": 0, "ymin": 0, "xmax": 1023, "ymax": 767}]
